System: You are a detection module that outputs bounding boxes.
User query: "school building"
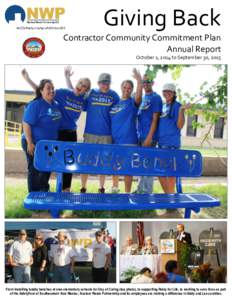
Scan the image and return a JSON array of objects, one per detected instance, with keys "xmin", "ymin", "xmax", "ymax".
[{"xmin": 5, "ymin": 90, "xmax": 227, "ymax": 149}]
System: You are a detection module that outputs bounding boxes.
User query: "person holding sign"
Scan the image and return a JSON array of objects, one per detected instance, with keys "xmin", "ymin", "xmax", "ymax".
[
  {"xmin": 110, "ymin": 68, "xmax": 142, "ymax": 193},
  {"xmin": 158, "ymin": 83, "xmax": 192, "ymax": 194}
]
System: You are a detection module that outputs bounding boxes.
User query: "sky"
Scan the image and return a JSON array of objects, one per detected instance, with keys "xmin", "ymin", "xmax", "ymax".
[
  {"xmin": 5, "ymin": 64, "xmax": 223, "ymax": 101},
  {"xmin": 107, "ymin": 221, "xmax": 116, "ymax": 238}
]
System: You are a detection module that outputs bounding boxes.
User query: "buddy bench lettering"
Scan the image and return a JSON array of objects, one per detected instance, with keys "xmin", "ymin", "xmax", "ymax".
[{"xmin": 24, "ymin": 141, "xmax": 220, "ymax": 218}]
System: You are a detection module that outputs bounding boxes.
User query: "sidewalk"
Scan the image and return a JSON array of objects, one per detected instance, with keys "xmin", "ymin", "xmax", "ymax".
[{"xmin": 5, "ymin": 175, "xmax": 227, "ymax": 186}]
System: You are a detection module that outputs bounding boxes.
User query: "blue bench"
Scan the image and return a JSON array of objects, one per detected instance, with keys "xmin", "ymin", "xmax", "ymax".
[{"xmin": 24, "ymin": 140, "xmax": 220, "ymax": 218}]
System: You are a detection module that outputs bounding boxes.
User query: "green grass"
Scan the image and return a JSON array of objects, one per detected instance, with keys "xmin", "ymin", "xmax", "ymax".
[
  {"xmin": 5, "ymin": 179, "xmax": 227, "ymax": 219},
  {"xmin": 182, "ymin": 184, "xmax": 227, "ymax": 219},
  {"xmin": 182, "ymin": 146, "xmax": 227, "ymax": 157}
]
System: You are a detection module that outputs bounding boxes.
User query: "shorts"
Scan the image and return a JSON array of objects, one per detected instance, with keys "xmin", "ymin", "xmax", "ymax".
[{"xmin": 83, "ymin": 133, "xmax": 112, "ymax": 144}]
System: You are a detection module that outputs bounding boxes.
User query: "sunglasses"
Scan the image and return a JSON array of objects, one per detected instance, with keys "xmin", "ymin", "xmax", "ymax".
[
  {"xmin": 35, "ymin": 237, "xmax": 42, "ymax": 240},
  {"xmin": 142, "ymin": 80, "xmax": 153, "ymax": 84},
  {"xmin": 20, "ymin": 233, "xmax": 26, "ymax": 236}
]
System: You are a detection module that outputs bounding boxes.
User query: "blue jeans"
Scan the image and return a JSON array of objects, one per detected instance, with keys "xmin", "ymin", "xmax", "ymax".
[
  {"xmin": 52, "ymin": 265, "xmax": 72, "ymax": 283},
  {"xmin": 13, "ymin": 265, "xmax": 31, "ymax": 283},
  {"xmin": 137, "ymin": 140, "xmax": 156, "ymax": 194},
  {"xmin": 22, "ymin": 138, "xmax": 50, "ymax": 192},
  {"xmin": 137, "ymin": 176, "xmax": 154, "ymax": 194}
]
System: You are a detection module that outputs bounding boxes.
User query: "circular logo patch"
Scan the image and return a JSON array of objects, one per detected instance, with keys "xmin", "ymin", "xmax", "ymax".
[{"xmin": 22, "ymin": 37, "xmax": 45, "ymax": 58}]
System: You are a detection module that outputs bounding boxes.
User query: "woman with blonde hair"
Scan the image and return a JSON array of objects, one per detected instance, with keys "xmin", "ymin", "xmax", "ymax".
[
  {"xmin": 141, "ymin": 236, "xmax": 158, "ymax": 255},
  {"xmin": 32, "ymin": 234, "xmax": 48, "ymax": 283}
]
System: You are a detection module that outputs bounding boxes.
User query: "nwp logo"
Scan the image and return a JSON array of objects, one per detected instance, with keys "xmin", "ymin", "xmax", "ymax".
[
  {"xmin": 5, "ymin": 5, "xmax": 65, "ymax": 23},
  {"xmin": 5, "ymin": 5, "xmax": 26, "ymax": 23}
]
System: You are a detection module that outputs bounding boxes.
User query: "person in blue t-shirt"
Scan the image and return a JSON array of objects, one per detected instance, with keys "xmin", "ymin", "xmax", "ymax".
[
  {"xmin": 22, "ymin": 68, "xmax": 91, "ymax": 192},
  {"xmin": 165, "ymin": 260, "xmax": 188, "ymax": 283},
  {"xmin": 110, "ymin": 69, "xmax": 143, "ymax": 193},
  {"xmin": 67, "ymin": 72, "xmax": 120, "ymax": 194},
  {"xmin": 136, "ymin": 75, "xmax": 163, "ymax": 194},
  {"xmin": 22, "ymin": 79, "xmax": 62, "ymax": 192},
  {"xmin": 158, "ymin": 83, "xmax": 191, "ymax": 194}
]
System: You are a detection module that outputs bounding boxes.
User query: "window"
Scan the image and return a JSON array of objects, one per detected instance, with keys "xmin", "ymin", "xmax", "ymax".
[
  {"xmin": 186, "ymin": 115, "xmax": 198, "ymax": 137},
  {"xmin": 214, "ymin": 117, "xmax": 224, "ymax": 139}
]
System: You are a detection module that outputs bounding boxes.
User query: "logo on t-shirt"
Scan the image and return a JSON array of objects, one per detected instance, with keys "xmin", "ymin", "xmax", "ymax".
[
  {"xmin": 160, "ymin": 103, "xmax": 171, "ymax": 118},
  {"xmin": 138, "ymin": 99, "xmax": 151, "ymax": 115},
  {"xmin": 47, "ymin": 107, "xmax": 62, "ymax": 120},
  {"xmin": 110, "ymin": 103, "xmax": 126, "ymax": 114}
]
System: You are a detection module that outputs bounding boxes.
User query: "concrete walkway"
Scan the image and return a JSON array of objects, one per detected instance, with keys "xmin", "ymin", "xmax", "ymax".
[{"xmin": 5, "ymin": 175, "xmax": 227, "ymax": 186}]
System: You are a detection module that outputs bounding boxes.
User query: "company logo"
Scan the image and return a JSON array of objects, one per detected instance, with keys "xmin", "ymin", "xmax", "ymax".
[
  {"xmin": 22, "ymin": 38, "xmax": 45, "ymax": 58},
  {"xmin": 5, "ymin": 5, "xmax": 26, "ymax": 23},
  {"xmin": 5, "ymin": 5, "xmax": 65, "ymax": 24}
]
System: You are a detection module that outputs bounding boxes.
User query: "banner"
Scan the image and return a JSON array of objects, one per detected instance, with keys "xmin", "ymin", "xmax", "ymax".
[{"xmin": 37, "ymin": 228, "xmax": 97, "ymax": 262}]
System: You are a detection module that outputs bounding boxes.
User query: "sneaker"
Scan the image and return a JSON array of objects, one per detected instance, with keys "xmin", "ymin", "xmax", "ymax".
[
  {"xmin": 98, "ymin": 187, "xmax": 105, "ymax": 194},
  {"xmin": 80, "ymin": 187, "xmax": 87, "ymax": 193},
  {"xmin": 111, "ymin": 187, "xmax": 120, "ymax": 193}
]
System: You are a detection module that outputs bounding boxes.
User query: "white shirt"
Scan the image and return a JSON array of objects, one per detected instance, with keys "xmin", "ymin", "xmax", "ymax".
[
  {"xmin": 131, "ymin": 274, "xmax": 153, "ymax": 283},
  {"xmin": 91, "ymin": 241, "xmax": 111, "ymax": 268},
  {"xmin": 177, "ymin": 232, "xmax": 186, "ymax": 241},
  {"xmin": 50, "ymin": 244, "xmax": 76, "ymax": 266},
  {"xmin": 121, "ymin": 244, "xmax": 138, "ymax": 255},
  {"xmin": 8, "ymin": 240, "xmax": 32, "ymax": 264}
]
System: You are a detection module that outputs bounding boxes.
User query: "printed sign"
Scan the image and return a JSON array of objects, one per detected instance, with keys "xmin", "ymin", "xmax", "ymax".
[
  {"xmin": 34, "ymin": 141, "xmax": 202, "ymax": 177},
  {"xmin": 160, "ymin": 239, "xmax": 176, "ymax": 254},
  {"xmin": 37, "ymin": 228, "xmax": 97, "ymax": 261}
]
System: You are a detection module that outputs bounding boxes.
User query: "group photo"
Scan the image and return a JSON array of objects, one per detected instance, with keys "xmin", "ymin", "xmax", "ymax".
[
  {"xmin": 5, "ymin": 64, "xmax": 227, "ymax": 219},
  {"xmin": 119, "ymin": 221, "xmax": 227, "ymax": 283},
  {"xmin": 5, "ymin": 221, "xmax": 116, "ymax": 284}
]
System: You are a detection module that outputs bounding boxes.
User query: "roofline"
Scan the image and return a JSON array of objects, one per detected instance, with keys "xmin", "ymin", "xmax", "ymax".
[{"xmin": 5, "ymin": 90, "xmax": 35, "ymax": 95}]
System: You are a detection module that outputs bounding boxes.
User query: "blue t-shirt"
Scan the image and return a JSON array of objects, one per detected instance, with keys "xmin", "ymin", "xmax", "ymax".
[
  {"xmin": 137, "ymin": 92, "xmax": 162, "ymax": 142},
  {"xmin": 157, "ymin": 101, "xmax": 182, "ymax": 148},
  {"xmin": 167, "ymin": 272, "xmax": 188, "ymax": 283},
  {"xmin": 110, "ymin": 97, "xmax": 138, "ymax": 144},
  {"xmin": 84, "ymin": 88, "xmax": 120, "ymax": 136},
  {"xmin": 23, "ymin": 97, "xmax": 62, "ymax": 143},
  {"xmin": 54, "ymin": 89, "xmax": 84, "ymax": 130}
]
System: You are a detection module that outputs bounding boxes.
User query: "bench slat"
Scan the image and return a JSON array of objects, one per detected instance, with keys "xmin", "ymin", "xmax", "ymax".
[
  {"xmin": 34, "ymin": 141, "xmax": 202, "ymax": 177},
  {"xmin": 24, "ymin": 192, "xmax": 220, "ymax": 211}
]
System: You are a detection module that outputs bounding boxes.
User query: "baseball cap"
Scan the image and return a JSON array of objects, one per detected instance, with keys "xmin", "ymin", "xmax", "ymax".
[
  {"xmin": 98, "ymin": 73, "xmax": 111, "ymax": 83},
  {"xmin": 162, "ymin": 83, "xmax": 176, "ymax": 92}
]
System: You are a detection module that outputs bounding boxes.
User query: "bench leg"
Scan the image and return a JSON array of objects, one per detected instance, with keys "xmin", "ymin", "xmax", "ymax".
[
  {"xmin": 184, "ymin": 208, "xmax": 192, "ymax": 219},
  {"xmin": 51, "ymin": 210, "xmax": 60, "ymax": 218}
]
